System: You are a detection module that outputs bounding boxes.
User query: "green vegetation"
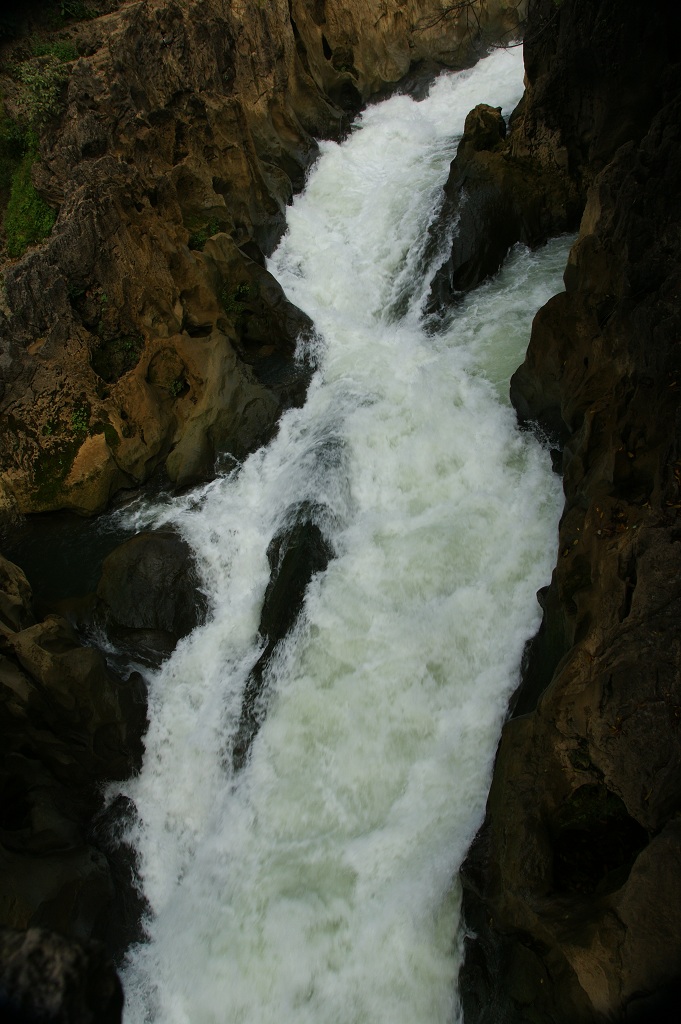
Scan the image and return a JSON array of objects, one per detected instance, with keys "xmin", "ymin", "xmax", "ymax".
[
  {"xmin": 31, "ymin": 38, "xmax": 79, "ymax": 62},
  {"xmin": 0, "ymin": 53, "xmax": 69, "ymax": 258},
  {"xmin": 220, "ymin": 281, "xmax": 251, "ymax": 317},
  {"xmin": 4, "ymin": 146, "xmax": 56, "ymax": 257},
  {"xmin": 33, "ymin": 437, "xmax": 80, "ymax": 506},
  {"xmin": 17, "ymin": 56, "xmax": 70, "ymax": 128},
  {"xmin": 187, "ymin": 218, "xmax": 221, "ymax": 251},
  {"xmin": 71, "ymin": 404, "xmax": 90, "ymax": 433},
  {"xmin": 169, "ymin": 376, "xmax": 187, "ymax": 398},
  {"xmin": 0, "ymin": 0, "xmax": 97, "ymax": 257}
]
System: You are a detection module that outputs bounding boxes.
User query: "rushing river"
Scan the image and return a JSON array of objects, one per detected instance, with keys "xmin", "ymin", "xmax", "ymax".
[{"xmin": 117, "ymin": 46, "xmax": 567, "ymax": 1024}]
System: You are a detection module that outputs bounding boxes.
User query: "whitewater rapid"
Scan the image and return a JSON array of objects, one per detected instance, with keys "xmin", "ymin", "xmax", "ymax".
[{"xmin": 117, "ymin": 46, "xmax": 568, "ymax": 1024}]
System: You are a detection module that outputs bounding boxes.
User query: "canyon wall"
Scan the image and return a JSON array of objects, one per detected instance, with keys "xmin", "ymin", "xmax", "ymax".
[{"xmin": 456, "ymin": 1, "xmax": 681, "ymax": 1021}]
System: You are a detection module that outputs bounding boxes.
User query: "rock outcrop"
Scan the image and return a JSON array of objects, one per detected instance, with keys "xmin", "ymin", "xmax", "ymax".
[
  {"xmin": 232, "ymin": 502, "xmax": 333, "ymax": 770},
  {"xmin": 0, "ymin": 0, "xmax": 526, "ymax": 516},
  {"xmin": 93, "ymin": 528, "xmax": 207, "ymax": 666},
  {"xmin": 458, "ymin": 1, "xmax": 681, "ymax": 1021}
]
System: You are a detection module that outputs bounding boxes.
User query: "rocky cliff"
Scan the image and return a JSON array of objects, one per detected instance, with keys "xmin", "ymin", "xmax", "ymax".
[
  {"xmin": 0, "ymin": 0, "xmax": 525, "ymax": 517},
  {"xmin": 454, "ymin": 1, "xmax": 681, "ymax": 1021}
]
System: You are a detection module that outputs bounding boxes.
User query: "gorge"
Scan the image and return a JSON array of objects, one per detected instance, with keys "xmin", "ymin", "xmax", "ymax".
[{"xmin": 1, "ymin": 1, "xmax": 680, "ymax": 1022}]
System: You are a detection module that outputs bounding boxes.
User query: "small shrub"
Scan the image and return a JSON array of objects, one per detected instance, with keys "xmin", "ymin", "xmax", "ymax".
[
  {"xmin": 220, "ymin": 281, "xmax": 251, "ymax": 316},
  {"xmin": 169, "ymin": 376, "xmax": 188, "ymax": 398},
  {"xmin": 17, "ymin": 56, "xmax": 69, "ymax": 128},
  {"xmin": 187, "ymin": 218, "xmax": 221, "ymax": 251}
]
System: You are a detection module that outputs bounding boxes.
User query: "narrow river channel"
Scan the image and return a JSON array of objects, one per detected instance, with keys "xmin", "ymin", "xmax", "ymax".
[{"xmin": 117, "ymin": 45, "xmax": 568, "ymax": 1024}]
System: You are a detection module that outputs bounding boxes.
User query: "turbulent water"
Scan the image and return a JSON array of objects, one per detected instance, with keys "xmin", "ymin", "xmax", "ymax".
[{"xmin": 117, "ymin": 46, "xmax": 568, "ymax": 1024}]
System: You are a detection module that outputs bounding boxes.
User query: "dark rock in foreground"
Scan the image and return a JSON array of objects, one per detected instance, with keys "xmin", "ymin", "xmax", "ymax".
[
  {"xmin": 0, "ymin": 927, "xmax": 122, "ymax": 1024},
  {"xmin": 0, "ymin": 554, "xmax": 146, "ymax": 946}
]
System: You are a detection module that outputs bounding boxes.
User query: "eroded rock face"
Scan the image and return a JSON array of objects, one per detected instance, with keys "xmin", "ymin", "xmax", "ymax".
[
  {"xmin": 459, "ymin": 2, "xmax": 681, "ymax": 1021},
  {"xmin": 0, "ymin": 0, "xmax": 525, "ymax": 516}
]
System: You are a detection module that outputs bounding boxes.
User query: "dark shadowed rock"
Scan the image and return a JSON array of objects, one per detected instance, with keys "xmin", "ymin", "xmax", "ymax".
[
  {"xmin": 0, "ymin": 557, "xmax": 146, "ymax": 943},
  {"xmin": 95, "ymin": 529, "xmax": 207, "ymax": 666},
  {"xmin": 426, "ymin": 102, "xmax": 579, "ymax": 311},
  {"xmin": 232, "ymin": 505, "xmax": 333, "ymax": 770},
  {"xmin": 0, "ymin": 927, "xmax": 123, "ymax": 1024}
]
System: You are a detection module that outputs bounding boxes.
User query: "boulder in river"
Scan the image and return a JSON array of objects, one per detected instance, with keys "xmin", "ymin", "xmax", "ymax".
[
  {"xmin": 232, "ymin": 504, "xmax": 334, "ymax": 770},
  {"xmin": 94, "ymin": 528, "xmax": 208, "ymax": 667}
]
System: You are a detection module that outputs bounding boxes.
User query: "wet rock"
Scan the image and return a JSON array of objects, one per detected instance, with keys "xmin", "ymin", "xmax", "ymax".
[
  {"xmin": 426, "ymin": 103, "xmax": 579, "ymax": 310},
  {"xmin": 232, "ymin": 505, "xmax": 333, "ymax": 770},
  {"xmin": 95, "ymin": 528, "xmax": 207, "ymax": 666},
  {"xmin": 0, "ymin": 926, "xmax": 123, "ymax": 1024}
]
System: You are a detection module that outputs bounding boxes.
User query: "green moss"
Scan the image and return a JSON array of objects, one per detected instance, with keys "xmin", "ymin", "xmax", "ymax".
[
  {"xmin": 91, "ymin": 334, "xmax": 144, "ymax": 383},
  {"xmin": 71, "ymin": 403, "xmax": 90, "ymax": 434},
  {"xmin": 4, "ymin": 148, "xmax": 56, "ymax": 257}
]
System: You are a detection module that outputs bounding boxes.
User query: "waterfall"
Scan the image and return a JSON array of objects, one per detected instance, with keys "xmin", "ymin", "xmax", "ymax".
[{"xmin": 117, "ymin": 45, "xmax": 567, "ymax": 1024}]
